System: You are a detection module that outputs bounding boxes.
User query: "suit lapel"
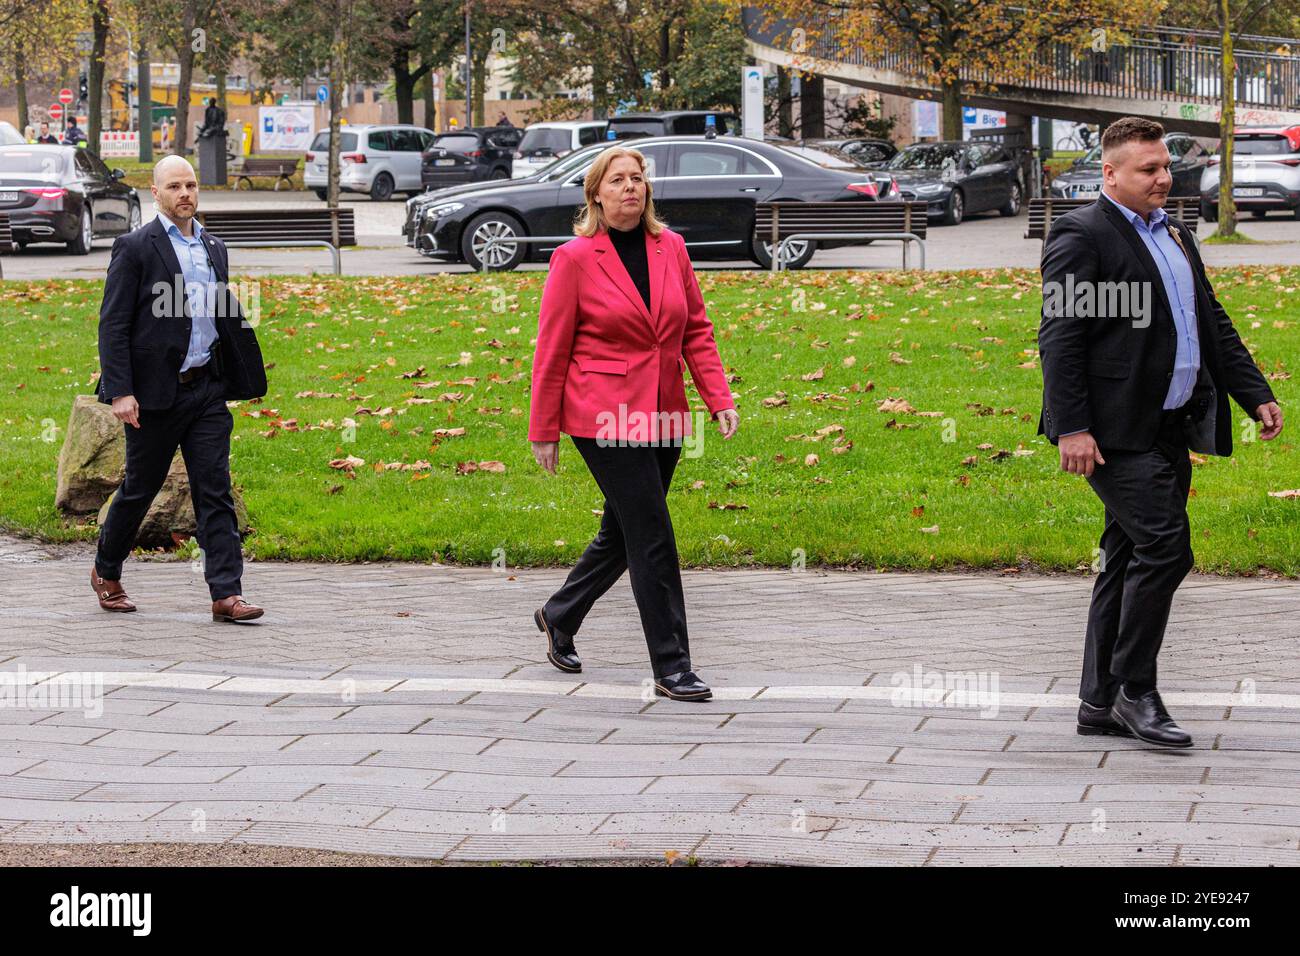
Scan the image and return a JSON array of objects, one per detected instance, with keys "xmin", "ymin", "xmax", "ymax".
[
  {"xmin": 593, "ymin": 229, "xmax": 655, "ymax": 338},
  {"xmin": 149, "ymin": 216, "xmax": 187, "ymax": 316},
  {"xmin": 1098, "ymin": 196, "xmax": 1175, "ymax": 326},
  {"xmin": 648, "ymin": 229, "xmax": 666, "ymax": 331}
]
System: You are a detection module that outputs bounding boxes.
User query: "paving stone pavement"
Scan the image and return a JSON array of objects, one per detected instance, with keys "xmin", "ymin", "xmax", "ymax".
[{"xmin": 1, "ymin": 534, "xmax": 1298, "ymax": 866}]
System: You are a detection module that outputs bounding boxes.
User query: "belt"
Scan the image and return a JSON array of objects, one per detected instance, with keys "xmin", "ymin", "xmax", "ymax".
[{"xmin": 178, "ymin": 361, "xmax": 212, "ymax": 384}]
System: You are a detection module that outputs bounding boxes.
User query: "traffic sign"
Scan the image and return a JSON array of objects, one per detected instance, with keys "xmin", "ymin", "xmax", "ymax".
[
  {"xmin": 49, "ymin": 104, "xmax": 64, "ymax": 121},
  {"xmin": 317, "ymin": 85, "xmax": 328, "ymax": 104},
  {"xmin": 58, "ymin": 88, "xmax": 74, "ymax": 105}
]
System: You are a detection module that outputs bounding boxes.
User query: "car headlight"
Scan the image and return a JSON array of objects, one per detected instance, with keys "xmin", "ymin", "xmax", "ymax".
[
  {"xmin": 914, "ymin": 183, "xmax": 945, "ymax": 195},
  {"xmin": 1051, "ymin": 178, "xmax": 1067, "ymax": 190},
  {"xmin": 424, "ymin": 202, "xmax": 464, "ymax": 221}
]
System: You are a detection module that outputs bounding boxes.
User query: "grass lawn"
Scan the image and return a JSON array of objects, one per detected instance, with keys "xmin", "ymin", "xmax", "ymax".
[
  {"xmin": 112, "ymin": 154, "xmax": 307, "ymax": 191},
  {"xmin": 1, "ymin": 267, "xmax": 1296, "ymax": 574}
]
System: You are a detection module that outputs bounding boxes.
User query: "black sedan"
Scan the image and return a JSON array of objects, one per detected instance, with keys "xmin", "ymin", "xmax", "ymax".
[
  {"xmin": 806, "ymin": 138, "xmax": 897, "ymax": 168},
  {"xmin": 420, "ymin": 127, "xmax": 522, "ymax": 189},
  {"xmin": 1051, "ymin": 133, "xmax": 1212, "ymax": 199},
  {"xmin": 405, "ymin": 135, "xmax": 898, "ymax": 270},
  {"xmin": 886, "ymin": 141, "xmax": 1023, "ymax": 225},
  {"xmin": 0, "ymin": 144, "xmax": 140, "ymax": 254}
]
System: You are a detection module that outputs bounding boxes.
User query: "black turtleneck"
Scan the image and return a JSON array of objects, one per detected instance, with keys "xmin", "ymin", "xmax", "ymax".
[{"xmin": 607, "ymin": 223, "xmax": 651, "ymax": 311}]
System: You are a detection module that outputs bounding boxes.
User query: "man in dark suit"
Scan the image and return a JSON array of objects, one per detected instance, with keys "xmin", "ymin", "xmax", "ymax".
[
  {"xmin": 1038, "ymin": 117, "xmax": 1283, "ymax": 747},
  {"xmin": 92, "ymin": 154, "xmax": 268, "ymax": 623}
]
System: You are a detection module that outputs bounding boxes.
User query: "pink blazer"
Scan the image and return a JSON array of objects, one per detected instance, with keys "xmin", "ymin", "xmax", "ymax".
[{"xmin": 528, "ymin": 225, "xmax": 734, "ymax": 443}]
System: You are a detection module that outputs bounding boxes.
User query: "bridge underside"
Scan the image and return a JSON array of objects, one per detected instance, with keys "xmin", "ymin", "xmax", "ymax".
[{"xmin": 749, "ymin": 40, "xmax": 1300, "ymax": 139}]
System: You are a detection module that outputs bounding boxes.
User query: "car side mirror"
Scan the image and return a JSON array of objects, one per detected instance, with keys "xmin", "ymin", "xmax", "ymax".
[{"xmin": 111, "ymin": 168, "xmax": 126, "ymax": 180}]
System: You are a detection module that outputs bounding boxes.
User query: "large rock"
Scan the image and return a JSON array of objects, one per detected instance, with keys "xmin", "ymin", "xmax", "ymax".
[
  {"xmin": 96, "ymin": 455, "xmax": 251, "ymax": 549},
  {"xmin": 56, "ymin": 394, "xmax": 249, "ymax": 548},
  {"xmin": 55, "ymin": 395, "xmax": 126, "ymax": 513}
]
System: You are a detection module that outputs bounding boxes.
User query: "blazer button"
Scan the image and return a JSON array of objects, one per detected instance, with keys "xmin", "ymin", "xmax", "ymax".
[{"xmin": 652, "ymin": 344, "xmax": 659, "ymax": 351}]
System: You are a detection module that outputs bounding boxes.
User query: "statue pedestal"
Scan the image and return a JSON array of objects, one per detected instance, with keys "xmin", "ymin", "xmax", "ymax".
[{"xmin": 198, "ymin": 133, "xmax": 227, "ymax": 186}]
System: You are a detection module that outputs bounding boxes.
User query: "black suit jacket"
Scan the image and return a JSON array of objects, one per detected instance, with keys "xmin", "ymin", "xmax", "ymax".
[
  {"xmin": 97, "ymin": 216, "xmax": 267, "ymax": 410},
  {"xmin": 1037, "ymin": 196, "xmax": 1275, "ymax": 456}
]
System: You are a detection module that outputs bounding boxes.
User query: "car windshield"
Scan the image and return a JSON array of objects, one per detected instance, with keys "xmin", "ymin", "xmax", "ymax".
[
  {"xmin": 783, "ymin": 145, "xmax": 863, "ymax": 168},
  {"xmin": 518, "ymin": 128, "xmax": 571, "ymax": 155},
  {"xmin": 887, "ymin": 144, "xmax": 969, "ymax": 170},
  {"xmin": 1078, "ymin": 145, "xmax": 1102, "ymax": 164},
  {"xmin": 0, "ymin": 149, "xmax": 68, "ymax": 177},
  {"xmin": 433, "ymin": 134, "xmax": 480, "ymax": 153},
  {"xmin": 309, "ymin": 131, "xmax": 357, "ymax": 152},
  {"xmin": 1234, "ymin": 134, "xmax": 1294, "ymax": 155},
  {"xmin": 607, "ymin": 120, "xmax": 662, "ymax": 139},
  {"xmin": 536, "ymin": 143, "xmax": 608, "ymax": 181}
]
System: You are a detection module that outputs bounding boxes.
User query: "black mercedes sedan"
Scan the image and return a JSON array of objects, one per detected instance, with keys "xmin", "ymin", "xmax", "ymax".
[
  {"xmin": 0, "ymin": 144, "xmax": 140, "ymax": 254},
  {"xmin": 1050, "ymin": 133, "xmax": 1213, "ymax": 200},
  {"xmin": 404, "ymin": 135, "xmax": 899, "ymax": 270},
  {"xmin": 886, "ymin": 141, "xmax": 1023, "ymax": 225}
]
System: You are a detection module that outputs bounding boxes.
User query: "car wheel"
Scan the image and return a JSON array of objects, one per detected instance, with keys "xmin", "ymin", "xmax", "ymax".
[
  {"xmin": 461, "ymin": 211, "xmax": 527, "ymax": 271},
  {"xmin": 999, "ymin": 182, "xmax": 1022, "ymax": 217},
  {"xmin": 15, "ymin": 238, "xmax": 27, "ymax": 251},
  {"xmin": 489, "ymin": 168, "xmax": 509, "ymax": 180},
  {"xmin": 750, "ymin": 235, "xmax": 816, "ymax": 270},
  {"xmin": 127, "ymin": 200, "xmax": 142, "ymax": 233},
  {"xmin": 941, "ymin": 189, "xmax": 964, "ymax": 226},
  {"xmin": 1200, "ymin": 200, "xmax": 1216, "ymax": 222},
  {"xmin": 1251, "ymin": 209, "xmax": 1267, "ymax": 219},
  {"xmin": 68, "ymin": 207, "xmax": 93, "ymax": 255},
  {"xmin": 314, "ymin": 188, "xmax": 328, "ymax": 201},
  {"xmin": 1293, "ymin": 206, "xmax": 1300, "ymax": 222},
  {"xmin": 370, "ymin": 173, "xmax": 394, "ymax": 202}
]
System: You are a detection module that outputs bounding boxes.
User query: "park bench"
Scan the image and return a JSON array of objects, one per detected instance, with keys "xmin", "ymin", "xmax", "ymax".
[
  {"xmin": 754, "ymin": 201, "xmax": 929, "ymax": 271},
  {"xmin": 1026, "ymin": 195, "xmax": 1201, "ymax": 244},
  {"xmin": 230, "ymin": 157, "xmax": 300, "ymax": 191},
  {"xmin": 195, "ymin": 208, "xmax": 356, "ymax": 275},
  {"xmin": 0, "ymin": 212, "xmax": 11, "ymax": 278}
]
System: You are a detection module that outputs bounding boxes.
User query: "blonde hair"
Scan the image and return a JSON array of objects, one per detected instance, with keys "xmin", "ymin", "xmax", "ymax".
[{"xmin": 572, "ymin": 146, "xmax": 667, "ymax": 237}]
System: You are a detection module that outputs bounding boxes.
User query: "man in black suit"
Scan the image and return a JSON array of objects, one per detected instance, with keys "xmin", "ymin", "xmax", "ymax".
[
  {"xmin": 1038, "ymin": 117, "xmax": 1283, "ymax": 747},
  {"xmin": 92, "ymin": 154, "xmax": 268, "ymax": 623}
]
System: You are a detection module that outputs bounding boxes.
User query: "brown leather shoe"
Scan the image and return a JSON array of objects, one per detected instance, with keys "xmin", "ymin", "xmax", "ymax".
[
  {"xmin": 91, "ymin": 566, "xmax": 136, "ymax": 612},
  {"xmin": 212, "ymin": 595, "xmax": 264, "ymax": 623}
]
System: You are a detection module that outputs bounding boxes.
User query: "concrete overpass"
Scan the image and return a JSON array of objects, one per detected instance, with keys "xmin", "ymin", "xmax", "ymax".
[{"xmin": 743, "ymin": 8, "xmax": 1300, "ymax": 138}]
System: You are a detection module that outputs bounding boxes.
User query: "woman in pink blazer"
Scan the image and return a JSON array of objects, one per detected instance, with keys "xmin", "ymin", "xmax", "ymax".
[{"xmin": 528, "ymin": 145, "xmax": 740, "ymax": 701}]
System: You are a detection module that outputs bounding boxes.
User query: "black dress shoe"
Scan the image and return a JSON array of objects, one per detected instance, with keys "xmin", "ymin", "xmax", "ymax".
[
  {"xmin": 1110, "ymin": 687, "xmax": 1193, "ymax": 748},
  {"xmin": 1076, "ymin": 700, "xmax": 1132, "ymax": 738},
  {"xmin": 534, "ymin": 608, "xmax": 581, "ymax": 673},
  {"xmin": 654, "ymin": 671, "xmax": 712, "ymax": 701}
]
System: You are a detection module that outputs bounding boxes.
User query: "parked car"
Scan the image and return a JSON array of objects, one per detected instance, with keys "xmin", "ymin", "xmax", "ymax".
[
  {"xmin": 420, "ymin": 126, "xmax": 522, "ymax": 190},
  {"xmin": 0, "ymin": 121, "xmax": 26, "ymax": 146},
  {"xmin": 512, "ymin": 121, "xmax": 608, "ymax": 177},
  {"xmin": 1051, "ymin": 132, "xmax": 1213, "ymax": 199},
  {"xmin": 806, "ymin": 137, "xmax": 897, "ymax": 168},
  {"xmin": 1200, "ymin": 125, "xmax": 1300, "ymax": 220},
  {"xmin": 0, "ymin": 144, "xmax": 140, "ymax": 254},
  {"xmin": 405, "ymin": 134, "xmax": 898, "ymax": 271},
  {"xmin": 304, "ymin": 124, "xmax": 435, "ymax": 201},
  {"xmin": 605, "ymin": 111, "xmax": 739, "ymax": 139},
  {"xmin": 885, "ymin": 140, "xmax": 1023, "ymax": 224}
]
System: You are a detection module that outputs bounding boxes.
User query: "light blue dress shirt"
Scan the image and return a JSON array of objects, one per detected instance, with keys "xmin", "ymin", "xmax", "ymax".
[
  {"xmin": 1101, "ymin": 191, "xmax": 1200, "ymax": 409},
  {"xmin": 156, "ymin": 211, "xmax": 220, "ymax": 373}
]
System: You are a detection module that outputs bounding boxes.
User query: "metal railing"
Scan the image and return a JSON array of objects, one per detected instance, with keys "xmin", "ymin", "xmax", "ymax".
[
  {"xmin": 772, "ymin": 232, "xmax": 926, "ymax": 271},
  {"xmin": 743, "ymin": 8, "xmax": 1300, "ymax": 112},
  {"xmin": 224, "ymin": 239, "xmax": 342, "ymax": 275}
]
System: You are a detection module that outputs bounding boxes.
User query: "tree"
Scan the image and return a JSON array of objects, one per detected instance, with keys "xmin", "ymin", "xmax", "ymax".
[{"xmin": 0, "ymin": 0, "xmax": 80, "ymax": 134}]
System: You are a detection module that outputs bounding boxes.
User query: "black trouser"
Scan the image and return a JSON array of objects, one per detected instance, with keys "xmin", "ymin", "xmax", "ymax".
[
  {"xmin": 95, "ymin": 367, "xmax": 243, "ymax": 601},
  {"xmin": 543, "ymin": 436, "xmax": 691, "ymax": 679},
  {"xmin": 1080, "ymin": 410, "xmax": 1195, "ymax": 705}
]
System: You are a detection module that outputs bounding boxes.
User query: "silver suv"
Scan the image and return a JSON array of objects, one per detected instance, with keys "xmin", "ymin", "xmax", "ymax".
[
  {"xmin": 304, "ymin": 124, "xmax": 435, "ymax": 201},
  {"xmin": 1200, "ymin": 125, "xmax": 1300, "ymax": 221}
]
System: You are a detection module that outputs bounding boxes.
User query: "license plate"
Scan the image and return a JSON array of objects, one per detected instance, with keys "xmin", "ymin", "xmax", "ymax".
[
  {"xmin": 435, "ymin": 159, "xmax": 455, "ymax": 166},
  {"xmin": 1234, "ymin": 187, "xmax": 1264, "ymax": 197},
  {"xmin": 0, "ymin": 191, "xmax": 17, "ymax": 202},
  {"xmin": 1071, "ymin": 185, "xmax": 1100, "ymax": 197}
]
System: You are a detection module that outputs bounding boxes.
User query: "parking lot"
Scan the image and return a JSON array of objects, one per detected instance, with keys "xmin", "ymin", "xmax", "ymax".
[{"xmin": 5, "ymin": 186, "xmax": 1300, "ymax": 280}]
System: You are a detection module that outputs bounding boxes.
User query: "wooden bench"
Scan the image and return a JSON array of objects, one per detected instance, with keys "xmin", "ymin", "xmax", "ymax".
[
  {"xmin": 230, "ymin": 157, "xmax": 300, "ymax": 191},
  {"xmin": 0, "ymin": 212, "xmax": 11, "ymax": 278},
  {"xmin": 754, "ymin": 201, "xmax": 929, "ymax": 271},
  {"xmin": 196, "ymin": 208, "xmax": 356, "ymax": 274},
  {"xmin": 1026, "ymin": 196, "xmax": 1200, "ymax": 243}
]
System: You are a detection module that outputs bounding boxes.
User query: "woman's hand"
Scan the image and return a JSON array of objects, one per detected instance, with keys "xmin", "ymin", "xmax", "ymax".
[
  {"xmin": 531, "ymin": 440, "xmax": 559, "ymax": 474},
  {"xmin": 715, "ymin": 408, "xmax": 740, "ymax": 440}
]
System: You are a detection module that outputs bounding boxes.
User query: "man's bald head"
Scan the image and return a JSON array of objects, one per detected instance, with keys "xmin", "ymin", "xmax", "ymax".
[
  {"xmin": 152, "ymin": 154, "xmax": 193, "ymax": 185},
  {"xmin": 150, "ymin": 155, "xmax": 199, "ymax": 231}
]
